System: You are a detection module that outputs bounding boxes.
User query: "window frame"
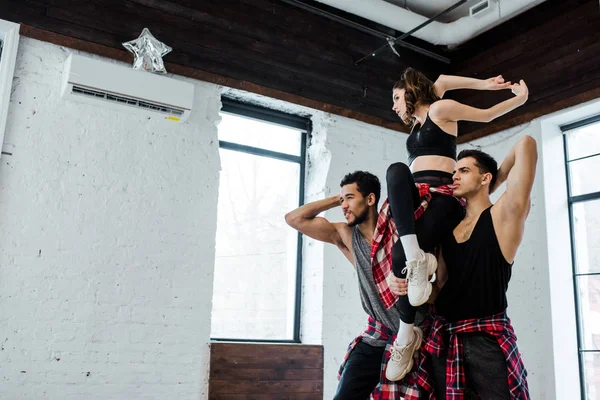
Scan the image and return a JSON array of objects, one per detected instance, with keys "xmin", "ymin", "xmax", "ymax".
[
  {"xmin": 210, "ymin": 98, "xmax": 309, "ymax": 343},
  {"xmin": 0, "ymin": 20, "xmax": 20, "ymax": 161},
  {"xmin": 562, "ymin": 114, "xmax": 600, "ymax": 399}
]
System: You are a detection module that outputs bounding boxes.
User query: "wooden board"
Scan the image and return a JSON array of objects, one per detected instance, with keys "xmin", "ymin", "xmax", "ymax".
[
  {"xmin": 0, "ymin": 0, "xmax": 444, "ymax": 134},
  {"xmin": 2, "ymin": 0, "xmax": 598, "ymax": 141},
  {"xmin": 209, "ymin": 343, "xmax": 323, "ymax": 399}
]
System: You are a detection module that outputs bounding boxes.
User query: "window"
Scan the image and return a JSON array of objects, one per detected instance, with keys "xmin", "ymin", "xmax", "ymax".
[
  {"xmin": 563, "ymin": 115, "xmax": 600, "ymax": 400},
  {"xmin": 0, "ymin": 20, "xmax": 19, "ymax": 159},
  {"xmin": 210, "ymin": 99, "xmax": 309, "ymax": 342}
]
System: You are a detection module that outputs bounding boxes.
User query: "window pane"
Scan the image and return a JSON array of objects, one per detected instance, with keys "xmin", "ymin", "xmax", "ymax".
[
  {"xmin": 566, "ymin": 121, "xmax": 600, "ymax": 161},
  {"xmin": 219, "ymin": 113, "xmax": 302, "ymax": 156},
  {"xmin": 572, "ymin": 199, "xmax": 600, "ymax": 274},
  {"xmin": 583, "ymin": 352, "xmax": 600, "ymax": 400},
  {"xmin": 568, "ymin": 155, "xmax": 600, "ymax": 197},
  {"xmin": 211, "ymin": 149, "xmax": 300, "ymax": 340},
  {"xmin": 577, "ymin": 275, "xmax": 600, "ymax": 352}
]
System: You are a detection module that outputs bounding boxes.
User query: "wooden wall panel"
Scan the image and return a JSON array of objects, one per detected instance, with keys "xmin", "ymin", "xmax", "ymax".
[
  {"xmin": 2, "ymin": 0, "xmax": 598, "ymax": 141},
  {"xmin": 449, "ymin": 0, "xmax": 600, "ymax": 142},
  {"xmin": 0, "ymin": 0, "xmax": 449, "ymax": 133},
  {"xmin": 209, "ymin": 343, "xmax": 323, "ymax": 399}
]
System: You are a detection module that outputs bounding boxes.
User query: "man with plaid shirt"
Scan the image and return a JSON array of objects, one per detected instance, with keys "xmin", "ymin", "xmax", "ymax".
[
  {"xmin": 286, "ymin": 171, "xmax": 427, "ymax": 399},
  {"xmin": 424, "ymin": 137, "xmax": 537, "ymax": 399}
]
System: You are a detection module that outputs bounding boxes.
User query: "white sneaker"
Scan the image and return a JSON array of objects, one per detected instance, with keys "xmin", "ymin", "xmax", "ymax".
[
  {"xmin": 402, "ymin": 250, "xmax": 437, "ymax": 307},
  {"xmin": 385, "ymin": 327, "xmax": 423, "ymax": 381}
]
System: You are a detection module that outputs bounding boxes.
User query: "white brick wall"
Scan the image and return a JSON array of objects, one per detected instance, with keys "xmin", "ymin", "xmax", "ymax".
[
  {"xmin": 0, "ymin": 36, "xmax": 572, "ymax": 400},
  {"xmin": 0, "ymin": 38, "xmax": 221, "ymax": 399}
]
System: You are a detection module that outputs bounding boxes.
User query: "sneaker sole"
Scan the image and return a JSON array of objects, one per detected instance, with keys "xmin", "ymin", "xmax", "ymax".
[{"xmin": 408, "ymin": 281, "xmax": 432, "ymax": 307}]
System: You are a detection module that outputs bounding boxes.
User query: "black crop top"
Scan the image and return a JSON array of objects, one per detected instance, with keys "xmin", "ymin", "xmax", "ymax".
[{"xmin": 406, "ymin": 114, "xmax": 456, "ymax": 165}]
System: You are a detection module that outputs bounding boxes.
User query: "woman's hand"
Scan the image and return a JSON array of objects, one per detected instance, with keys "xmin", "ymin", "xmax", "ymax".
[
  {"xmin": 483, "ymin": 75, "xmax": 512, "ymax": 91},
  {"xmin": 511, "ymin": 80, "xmax": 529, "ymax": 100},
  {"xmin": 389, "ymin": 274, "xmax": 408, "ymax": 296}
]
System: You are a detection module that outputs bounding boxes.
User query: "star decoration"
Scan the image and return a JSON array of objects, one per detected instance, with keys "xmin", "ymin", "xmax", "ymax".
[{"xmin": 122, "ymin": 28, "xmax": 172, "ymax": 74}]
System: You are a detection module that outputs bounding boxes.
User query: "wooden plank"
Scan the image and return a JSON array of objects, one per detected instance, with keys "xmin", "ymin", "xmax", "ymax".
[
  {"xmin": 127, "ymin": 0, "xmax": 372, "ymax": 60},
  {"xmin": 211, "ymin": 342, "xmax": 323, "ymax": 357},
  {"xmin": 208, "ymin": 344, "xmax": 324, "ymax": 398},
  {"xmin": 42, "ymin": 0, "xmax": 397, "ymax": 103},
  {"xmin": 44, "ymin": 0, "xmax": 409, "ymax": 79},
  {"xmin": 0, "ymin": 0, "xmax": 428, "ymax": 131},
  {"xmin": 138, "ymin": 0, "xmax": 445, "ymax": 79},
  {"xmin": 209, "ymin": 379, "xmax": 322, "ymax": 394},
  {"xmin": 167, "ymin": 0, "xmax": 415, "ymax": 60},
  {"xmin": 451, "ymin": 0, "xmax": 593, "ymax": 67},
  {"xmin": 167, "ymin": 50, "xmax": 396, "ymax": 121},
  {"xmin": 41, "ymin": 3, "xmax": 397, "ymax": 115},
  {"xmin": 0, "ymin": 0, "xmax": 46, "ymax": 22},
  {"xmin": 209, "ymin": 394, "xmax": 320, "ymax": 400},
  {"xmin": 461, "ymin": 17, "xmax": 600, "ymax": 81},
  {"xmin": 209, "ymin": 367, "xmax": 322, "ymax": 381},
  {"xmin": 210, "ymin": 343, "xmax": 323, "ymax": 370},
  {"xmin": 454, "ymin": 2, "xmax": 598, "ymax": 75}
]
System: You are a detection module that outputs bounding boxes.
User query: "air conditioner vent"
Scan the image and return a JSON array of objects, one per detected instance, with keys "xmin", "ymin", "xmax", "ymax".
[
  {"xmin": 72, "ymin": 86, "xmax": 184, "ymax": 117},
  {"xmin": 470, "ymin": 0, "xmax": 492, "ymax": 17}
]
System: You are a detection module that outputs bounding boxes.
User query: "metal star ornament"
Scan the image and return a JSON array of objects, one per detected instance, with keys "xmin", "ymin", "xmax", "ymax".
[{"xmin": 122, "ymin": 28, "xmax": 172, "ymax": 74}]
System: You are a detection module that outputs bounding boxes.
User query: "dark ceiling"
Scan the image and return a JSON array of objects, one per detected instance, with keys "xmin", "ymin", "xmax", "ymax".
[{"xmin": 1, "ymin": 0, "xmax": 599, "ymax": 141}]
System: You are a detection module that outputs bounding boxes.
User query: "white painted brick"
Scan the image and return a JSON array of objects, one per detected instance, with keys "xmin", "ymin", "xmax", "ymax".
[{"xmin": 0, "ymin": 38, "xmax": 218, "ymax": 400}]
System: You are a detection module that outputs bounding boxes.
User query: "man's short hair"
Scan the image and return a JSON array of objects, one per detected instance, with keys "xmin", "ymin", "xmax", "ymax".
[
  {"xmin": 457, "ymin": 149, "xmax": 498, "ymax": 190},
  {"xmin": 340, "ymin": 171, "xmax": 381, "ymax": 206}
]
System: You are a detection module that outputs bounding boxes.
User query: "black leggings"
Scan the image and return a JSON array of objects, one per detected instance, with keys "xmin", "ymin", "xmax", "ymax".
[{"xmin": 386, "ymin": 163, "xmax": 464, "ymax": 324}]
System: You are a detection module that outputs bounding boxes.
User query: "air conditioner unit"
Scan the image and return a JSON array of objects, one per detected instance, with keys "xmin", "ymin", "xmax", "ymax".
[{"xmin": 61, "ymin": 54, "xmax": 194, "ymax": 122}]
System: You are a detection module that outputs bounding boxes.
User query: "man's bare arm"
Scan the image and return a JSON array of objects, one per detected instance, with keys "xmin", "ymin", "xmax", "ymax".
[
  {"xmin": 285, "ymin": 195, "xmax": 352, "ymax": 260},
  {"xmin": 494, "ymin": 136, "xmax": 538, "ymax": 262},
  {"xmin": 498, "ymin": 136, "xmax": 538, "ymax": 217}
]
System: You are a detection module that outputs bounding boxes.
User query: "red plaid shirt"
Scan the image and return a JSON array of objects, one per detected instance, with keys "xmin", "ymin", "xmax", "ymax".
[
  {"xmin": 338, "ymin": 316, "xmax": 431, "ymax": 400},
  {"xmin": 419, "ymin": 311, "xmax": 530, "ymax": 399},
  {"xmin": 371, "ymin": 183, "xmax": 464, "ymax": 309}
]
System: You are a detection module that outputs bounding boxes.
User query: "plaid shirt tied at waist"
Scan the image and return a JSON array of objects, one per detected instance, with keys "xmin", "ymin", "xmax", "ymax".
[
  {"xmin": 421, "ymin": 311, "xmax": 530, "ymax": 400},
  {"xmin": 371, "ymin": 183, "xmax": 465, "ymax": 310}
]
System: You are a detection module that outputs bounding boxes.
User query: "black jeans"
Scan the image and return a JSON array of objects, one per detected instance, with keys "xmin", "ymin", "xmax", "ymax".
[
  {"xmin": 430, "ymin": 333, "xmax": 511, "ymax": 399},
  {"xmin": 386, "ymin": 163, "xmax": 464, "ymax": 324},
  {"xmin": 333, "ymin": 341, "xmax": 384, "ymax": 400}
]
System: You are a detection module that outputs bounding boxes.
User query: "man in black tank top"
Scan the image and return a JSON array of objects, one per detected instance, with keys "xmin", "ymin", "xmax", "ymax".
[{"xmin": 426, "ymin": 137, "xmax": 538, "ymax": 399}]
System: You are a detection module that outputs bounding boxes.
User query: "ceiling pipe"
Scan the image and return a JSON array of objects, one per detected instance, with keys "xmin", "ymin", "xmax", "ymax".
[
  {"xmin": 313, "ymin": 0, "xmax": 547, "ymax": 47},
  {"xmin": 280, "ymin": 0, "xmax": 451, "ymax": 63}
]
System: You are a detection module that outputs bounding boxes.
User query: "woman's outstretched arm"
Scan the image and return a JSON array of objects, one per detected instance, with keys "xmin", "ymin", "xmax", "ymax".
[
  {"xmin": 434, "ymin": 74, "xmax": 512, "ymax": 98},
  {"xmin": 431, "ymin": 80, "xmax": 529, "ymax": 123}
]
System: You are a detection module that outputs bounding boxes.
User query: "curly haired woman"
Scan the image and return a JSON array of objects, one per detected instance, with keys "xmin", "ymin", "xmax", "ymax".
[{"xmin": 385, "ymin": 68, "xmax": 528, "ymax": 381}]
